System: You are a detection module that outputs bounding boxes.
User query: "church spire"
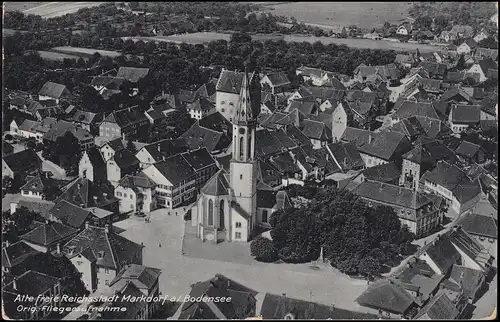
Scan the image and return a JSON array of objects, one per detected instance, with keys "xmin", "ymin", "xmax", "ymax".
[{"xmin": 234, "ymin": 66, "xmax": 257, "ymax": 126}]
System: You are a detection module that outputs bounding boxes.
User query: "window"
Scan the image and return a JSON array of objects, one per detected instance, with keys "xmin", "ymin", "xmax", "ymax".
[
  {"xmin": 236, "ymin": 222, "xmax": 242, "ymax": 228},
  {"xmin": 130, "ymin": 195, "xmax": 133, "ymax": 200},
  {"xmin": 105, "ymin": 268, "xmax": 109, "ymax": 274},
  {"xmin": 130, "ymin": 204, "xmax": 134, "ymax": 209},
  {"xmin": 124, "ymin": 193, "xmax": 127, "ymax": 198},
  {"xmin": 239, "ymin": 137, "xmax": 244, "ymax": 159},
  {"xmin": 240, "ymin": 174, "xmax": 243, "ymax": 180},
  {"xmin": 262, "ymin": 210, "xmax": 268, "ymax": 223},
  {"xmin": 235, "ymin": 232, "xmax": 242, "ymax": 239},
  {"xmin": 105, "ymin": 280, "xmax": 109, "ymax": 286},
  {"xmin": 116, "ymin": 191, "xmax": 122, "ymax": 197}
]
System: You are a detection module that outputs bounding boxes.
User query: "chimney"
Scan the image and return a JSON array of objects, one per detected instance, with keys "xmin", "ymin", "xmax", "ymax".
[
  {"xmin": 13, "ymin": 277, "xmax": 17, "ymax": 291},
  {"xmin": 45, "ymin": 172, "xmax": 49, "ymax": 179},
  {"xmin": 282, "ymin": 293, "xmax": 286, "ymax": 297},
  {"xmin": 56, "ymin": 243, "xmax": 61, "ymax": 254},
  {"xmin": 105, "ymin": 224, "xmax": 110, "ymax": 233},
  {"xmin": 85, "ymin": 221, "xmax": 90, "ymax": 229}
]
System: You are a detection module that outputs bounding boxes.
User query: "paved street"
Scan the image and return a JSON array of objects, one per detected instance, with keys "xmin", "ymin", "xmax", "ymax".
[
  {"xmin": 36, "ymin": 151, "xmax": 72, "ymax": 180},
  {"xmin": 113, "ymin": 209, "xmax": 371, "ymax": 314}
]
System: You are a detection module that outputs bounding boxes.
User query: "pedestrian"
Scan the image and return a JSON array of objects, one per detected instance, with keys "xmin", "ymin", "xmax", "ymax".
[{"xmin": 159, "ymin": 243, "xmax": 162, "ymax": 248}]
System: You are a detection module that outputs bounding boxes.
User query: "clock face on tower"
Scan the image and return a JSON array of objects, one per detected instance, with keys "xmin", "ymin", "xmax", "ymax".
[{"xmin": 239, "ymin": 128, "xmax": 246, "ymax": 134}]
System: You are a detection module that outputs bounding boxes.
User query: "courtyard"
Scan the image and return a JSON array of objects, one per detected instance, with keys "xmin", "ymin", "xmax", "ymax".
[{"xmin": 112, "ymin": 208, "xmax": 371, "ymax": 314}]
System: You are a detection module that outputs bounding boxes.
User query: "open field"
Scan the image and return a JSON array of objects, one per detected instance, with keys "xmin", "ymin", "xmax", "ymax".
[
  {"xmin": 37, "ymin": 50, "xmax": 84, "ymax": 61},
  {"xmin": 51, "ymin": 46, "xmax": 122, "ymax": 58},
  {"xmin": 124, "ymin": 32, "xmax": 444, "ymax": 53},
  {"xmin": 257, "ymin": 2, "xmax": 412, "ymax": 29},
  {"xmin": 3, "ymin": 2, "xmax": 45, "ymax": 12},
  {"xmin": 18, "ymin": 2, "xmax": 105, "ymax": 18}
]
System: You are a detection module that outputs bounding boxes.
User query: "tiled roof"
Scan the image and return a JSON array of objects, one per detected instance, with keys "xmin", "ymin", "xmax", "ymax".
[
  {"xmin": 362, "ymin": 162, "xmax": 400, "ymax": 183},
  {"xmin": 38, "ymin": 81, "xmax": 70, "ymax": 99},
  {"xmin": 263, "ymin": 72, "xmax": 290, "ymax": 87},
  {"xmin": 441, "ymin": 86, "xmax": 473, "ymax": 103},
  {"xmin": 288, "ymin": 100, "xmax": 317, "ymax": 116},
  {"xmin": 216, "ymin": 69, "xmax": 258, "ymax": 94},
  {"xmin": 477, "ymin": 58, "xmax": 497, "ymax": 74},
  {"xmin": 84, "ymin": 147, "xmax": 106, "ymax": 169},
  {"xmin": 103, "ymin": 137, "xmax": 125, "ymax": 152},
  {"xmin": 116, "ymin": 67, "xmax": 150, "ymax": 83},
  {"xmin": 19, "ymin": 171, "xmax": 57, "ymax": 193},
  {"xmin": 20, "ymin": 220, "xmax": 78, "ymax": 247},
  {"xmin": 387, "ymin": 117, "xmax": 426, "ymax": 139},
  {"xmin": 152, "ymin": 154, "xmax": 196, "ymax": 186},
  {"xmin": 393, "ymin": 101, "xmax": 442, "ymax": 120},
  {"xmin": 111, "ymin": 149, "xmax": 139, "ymax": 170},
  {"xmin": 449, "ymin": 25, "xmax": 474, "ymax": 37},
  {"xmin": 354, "ymin": 64, "xmax": 400, "ymax": 80},
  {"xmin": 261, "ymin": 293, "xmax": 377, "ymax": 320},
  {"xmin": 268, "ymin": 151, "xmax": 300, "ymax": 174},
  {"xmin": 283, "ymin": 125, "xmax": 313, "ymax": 147},
  {"xmin": 327, "ymin": 141, "xmax": 364, "ymax": 171},
  {"xmin": 101, "ymin": 282, "xmax": 146, "ymax": 319},
  {"xmin": 255, "ymin": 130, "xmax": 286, "ymax": 157},
  {"xmin": 312, "ymin": 146, "xmax": 341, "ymax": 175},
  {"xmin": 15, "ymin": 199, "xmax": 55, "ymax": 220},
  {"xmin": 49, "ymin": 200, "xmax": 91, "ymax": 228},
  {"xmin": 357, "ymin": 131, "xmax": 410, "ymax": 161},
  {"xmin": 413, "ymin": 289, "xmax": 459, "ymax": 320},
  {"xmin": 353, "ymin": 181, "xmax": 434, "ymax": 212},
  {"xmin": 474, "ymin": 47, "xmax": 499, "ymax": 61},
  {"xmin": 448, "ymin": 226, "xmax": 490, "ymax": 267},
  {"xmin": 181, "ymin": 148, "xmax": 216, "ymax": 171},
  {"xmin": 62, "ymin": 224, "xmax": 143, "ymax": 269},
  {"xmin": 201, "ymin": 169, "xmax": 230, "ymax": 196},
  {"xmin": 257, "ymin": 189, "xmax": 278, "ymax": 209},
  {"xmin": 356, "ymin": 279, "xmax": 418, "ymax": 314},
  {"xmin": 178, "ymin": 275, "xmax": 257, "ymax": 320},
  {"xmin": 54, "ymin": 178, "xmax": 118, "ymax": 208},
  {"xmin": 456, "ymin": 213, "xmax": 497, "ymax": 239},
  {"xmin": 301, "ymin": 119, "xmax": 330, "ymax": 140},
  {"xmin": 2, "ymin": 241, "xmax": 40, "ymax": 269},
  {"xmin": 43, "ymin": 120, "xmax": 93, "ymax": 142},
  {"xmin": 178, "ymin": 121, "xmax": 227, "ymax": 153},
  {"xmin": 420, "ymin": 61, "xmax": 447, "ymax": 76},
  {"xmin": 90, "ymin": 76, "xmax": 125, "ymax": 89},
  {"xmin": 300, "ymin": 86, "xmax": 345, "ymax": 102},
  {"xmin": 118, "ymin": 174, "xmax": 156, "ymax": 189},
  {"xmin": 450, "ymin": 104, "xmax": 480, "ymax": 124},
  {"xmin": 145, "ymin": 109, "xmax": 166, "ymax": 121},
  {"xmin": 2, "ymin": 149, "xmax": 42, "ymax": 174},
  {"xmin": 455, "ymin": 140, "xmax": 482, "ymax": 158},
  {"xmin": 110, "ymin": 264, "xmax": 161, "ymax": 290},
  {"xmin": 3, "ymin": 270, "xmax": 60, "ymax": 297},
  {"xmin": 103, "ymin": 106, "xmax": 149, "ymax": 128},
  {"xmin": 448, "ymin": 264, "xmax": 485, "ymax": 300},
  {"xmin": 189, "ymin": 97, "xmax": 214, "ymax": 112},
  {"xmin": 421, "ymin": 236, "xmax": 461, "ymax": 274}
]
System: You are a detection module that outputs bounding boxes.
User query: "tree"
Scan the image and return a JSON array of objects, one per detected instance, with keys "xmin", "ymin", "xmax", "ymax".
[
  {"xmin": 250, "ymin": 236, "xmax": 279, "ymax": 262},
  {"xmin": 358, "ymin": 256, "xmax": 381, "ymax": 279}
]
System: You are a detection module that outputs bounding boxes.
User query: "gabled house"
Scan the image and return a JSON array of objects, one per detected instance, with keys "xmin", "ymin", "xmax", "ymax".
[
  {"xmin": 474, "ymin": 47, "xmax": 498, "ymax": 61},
  {"xmin": 396, "ymin": 22, "xmax": 413, "ymax": 36},
  {"xmin": 79, "ymin": 147, "xmax": 107, "ymax": 183},
  {"xmin": 181, "ymin": 148, "xmax": 219, "ymax": 188},
  {"xmin": 38, "ymin": 81, "xmax": 72, "ymax": 105},
  {"xmin": 141, "ymin": 154, "xmax": 197, "ymax": 209},
  {"xmin": 177, "ymin": 121, "xmax": 231, "ymax": 155},
  {"xmin": 395, "ymin": 53, "xmax": 419, "ymax": 69},
  {"xmin": 106, "ymin": 148, "xmax": 140, "ymax": 186},
  {"xmin": 260, "ymin": 72, "xmax": 291, "ymax": 94},
  {"xmin": 43, "ymin": 120, "xmax": 94, "ymax": 151},
  {"xmin": 260, "ymin": 293, "xmax": 377, "ymax": 320},
  {"xmin": 419, "ymin": 61, "xmax": 447, "ymax": 79},
  {"xmin": 456, "ymin": 212, "xmax": 497, "ymax": 248},
  {"xmin": 300, "ymin": 119, "xmax": 332, "ymax": 148},
  {"xmin": 448, "ymin": 104, "xmax": 480, "ymax": 133},
  {"xmin": 2, "ymin": 142, "xmax": 14, "ymax": 157},
  {"xmin": 353, "ymin": 181, "xmax": 442, "ymax": 237},
  {"xmin": 457, "ymin": 39, "xmax": 478, "ymax": 55},
  {"xmin": 19, "ymin": 171, "xmax": 61, "ymax": 200},
  {"xmin": 353, "ymin": 64, "xmax": 400, "ymax": 86},
  {"xmin": 1, "ymin": 241, "xmax": 40, "ymax": 276},
  {"xmin": 187, "ymin": 97, "xmax": 216, "ymax": 120},
  {"xmin": 61, "ymin": 223, "xmax": 143, "ymax": 292},
  {"xmin": 49, "ymin": 200, "xmax": 112, "ymax": 229},
  {"xmin": 413, "ymin": 289, "xmax": 464, "ymax": 320},
  {"xmin": 440, "ymin": 86, "xmax": 474, "ymax": 104},
  {"xmin": 2, "ymin": 149, "xmax": 42, "ymax": 180},
  {"xmin": 69, "ymin": 110, "xmax": 104, "ymax": 135},
  {"xmin": 2, "ymin": 271, "xmax": 62, "ymax": 320},
  {"xmin": 20, "ymin": 220, "xmax": 79, "ymax": 253},
  {"xmin": 356, "ymin": 279, "xmax": 421, "ymax": 319},
  {"xmin": 12, "ymin": 117, "xmax": 58, "ymax": 143},
  {"xmin": 90, "ymin": 76, "xmax": 125, "ymax": 94},
  {"xmin": 176, "ymin": 274, "xmax": 257, "ymax": 320},
  {"xmin": 473, "ymin": 30, "xmax": 489, "ymax": 43},
  {"xmin": 99, "ymin": 106, "xmax": 150, "ymax": 140},
  {"xmin": 54, "ymin": 177, "xmax": 119, "ymax": 214},
  {"xmin": 100, "ymin": 137, "xmax": 126, "ymax": 162},
  {"xmin": 440, "ymin": 25, "xmax": 474, "ymax": 42},
  {"xmin": 326, "ymin": 141, "xmax": 365, "ymax": 173},
  {"xmin": 443, "ymin": 264, "xmax": 486, "ymax": 304},
  {"xmin": 468, "ymin": 58, "xmax": 498, "ymax": 82},
  {"xmin": 116, "ymin": 67, "xmax": 150, "ymax": 94},
  {"xmin": 421, "ymin": 161, "xmax": 482, "ymax": 214},
  {"xmin": 115, "ymin": 174, "xmax": 157, "ymax": 214},
  {"xmin": 454, "ymin": 141, "xmax": 487, "ymax": 164}
]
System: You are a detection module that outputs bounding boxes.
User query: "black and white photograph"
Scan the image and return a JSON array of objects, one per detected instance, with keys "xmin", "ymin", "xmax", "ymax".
[{"xmin": 1, "ymin": 1, "xmax": 498, "ymax": 320}]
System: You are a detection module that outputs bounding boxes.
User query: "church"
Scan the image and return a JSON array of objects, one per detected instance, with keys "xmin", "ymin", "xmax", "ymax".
[{"xmin": 189, "ymin": 68, "xmax": 292, "ymax": 243}]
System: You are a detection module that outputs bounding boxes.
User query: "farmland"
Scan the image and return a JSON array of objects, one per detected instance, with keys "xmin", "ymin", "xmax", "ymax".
[
  {"xmin": 51, "ymin": 46, "xmax": 122, "ymax": 58},
  {"xmin": 256, "ymin": 2, "xmax": 413, "ymax": 29},
  {"xmin": 37, "ymin": 50, "xmax": 84, "ymax": 62},
  {"xmin": 124, "ymin": 32, "xmax": 444, "ymax": 53},
  {"xmin": 13, "ymin": 2, "xmax": 105, "ymax": 18}
]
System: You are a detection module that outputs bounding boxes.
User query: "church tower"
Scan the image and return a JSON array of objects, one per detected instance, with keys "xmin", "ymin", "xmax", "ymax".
[{"xmin": 229, "ymin": 67, "xmax": 260, "ymax": 241}]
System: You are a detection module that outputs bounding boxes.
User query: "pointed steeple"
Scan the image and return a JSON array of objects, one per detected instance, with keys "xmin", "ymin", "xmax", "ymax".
[{"xmin": 234, "ymin": 66, "xmax": 257, "ymax": 126}]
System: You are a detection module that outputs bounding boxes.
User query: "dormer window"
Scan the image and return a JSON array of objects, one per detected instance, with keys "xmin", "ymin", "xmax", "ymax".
[{"xmin": 98, "ymin": 251, "xmax": 105, "ymax": 259}]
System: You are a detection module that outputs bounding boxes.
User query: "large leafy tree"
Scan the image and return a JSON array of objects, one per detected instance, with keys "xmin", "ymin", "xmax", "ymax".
[
  {"xmin": 250, "ymin": 236, "xmax": 279, "ymax": 262},
  {"xmin": 270, "ymin": 187, "xmax": 414, "ymax": 276}
]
